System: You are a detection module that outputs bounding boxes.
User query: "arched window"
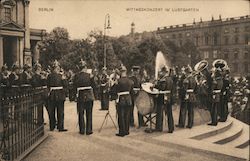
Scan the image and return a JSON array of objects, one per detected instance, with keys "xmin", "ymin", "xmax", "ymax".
[{"xmin": 213, "ymin": 33, "xmax": 218, "ymax": 45}]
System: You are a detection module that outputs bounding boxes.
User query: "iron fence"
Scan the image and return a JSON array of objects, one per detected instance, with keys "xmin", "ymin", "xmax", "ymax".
[{"xmin": 0, "ymin": 87, "xmax": 47, "ymax": 161}]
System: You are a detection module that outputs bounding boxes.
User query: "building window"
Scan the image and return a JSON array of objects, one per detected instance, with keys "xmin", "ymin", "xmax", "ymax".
[
  {"xmin": 244, "ymin": 52, "xmax": 248, "ymax": 59},
  {"xmin": 224, "ymin": 36, "xmax": 229, "ymax": 45},
  {"xmin": 179, "ymin": 33, "xmax": 182, "ymax": 38},
  {"xmin": 224, "ymin": 28, "xmax": 229, "ymax": 33},
  {"xmin": 195, "ymin": 36, "xmax": 199, "ymax": 46},
  {"xmin": 234, "ymin": 51, "xmax": 239, "ymax": 59},
  {"xmin": 245, "ymin": 36, "xmax": 249, "ymax": 44},
  {"xmin": 172, "ymin": 34, "xmax": 176, "ymax": 39},
  {"xmin": 205, "ymin": 35, "xmax": 209, "ymax": 45},
  {"xmin": 245, "ymin": 26, "xmax": 250, "ymax": 32},
  {"xmin": 245, "ymin": 63, "xmax": 249, "ymax": 73},
  {"xmin": 179, "ymin": 40, "xmax": 182, "ymax": 46},
  {"xmin": 204, "ymin": 51, "xmax": 209, "ymax": 59},
  {"xmin": 234, "ymin": 36, "xmax": 239, "ymax": 44},
  {"xmin": 233, "ymin": 63, "xmax": 238, "ymax": 72},
  {"xmin": 4, "ymin": 7, "xmax": 11, "ymax": 22},
  {"xmin": 234, "ymin": 27, "xmax": 239, "ymax": 33},
  {"xmin": 213, "ymin": 50, "xmax": 218, "ymax": 58},
  {"xmin": 213, "ymin": 33, "xmax": 218, "ymax": 45},
  {"xmin": 224, "ymin": 52, "xmax": 228, "ymax": 59}
]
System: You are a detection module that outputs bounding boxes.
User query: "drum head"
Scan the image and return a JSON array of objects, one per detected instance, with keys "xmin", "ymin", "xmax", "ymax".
[
  {"xmin": 141, "ymin": 82, "xmax": 159, "ymax": 94},
  {"xmin": 135, "ymin": 90, "xmax": 154, "ymax": 115}
]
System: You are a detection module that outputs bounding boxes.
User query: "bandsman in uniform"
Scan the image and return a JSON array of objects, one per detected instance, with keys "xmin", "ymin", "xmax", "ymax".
[
  {"xmin": 100, "ymin": 67, "xmax": 110, "ymax": 110},
  {"xmin": 47, "ymin": 60, "xmax": 67, "ymax": 132},
  {"xmin": 208, "ymin": 63, "xmax": 223, "ymax": 126},
  {"xmin": 73, "ymin": 59, "xmax": 95, "ymax": 135},
  {"xmin": 154, "ymin": 66, "xmax": 168, "ymax": 132},
  {"xmin": 162, "ymin": 66, "xmax": 174, "ymax": 133},
  {"xmin": 129, "ymin": 66, "xmax": 145, "ymax": 128},
  {"xmin": 182, "ymin": 66, "xmax": 197, "ymax": 128},
  {"xmin": 114, "ymin": 65, "xmax": 133, "ymax": 137},
  {"xmin": 219, "ymin": 67, "xmax": 230, "ymax": 122}
]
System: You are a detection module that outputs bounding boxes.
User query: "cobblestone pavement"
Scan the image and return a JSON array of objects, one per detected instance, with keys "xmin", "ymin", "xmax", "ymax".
[{"xmin": 24, "ymin": 100, "xmax": 238, "ymax": 161}]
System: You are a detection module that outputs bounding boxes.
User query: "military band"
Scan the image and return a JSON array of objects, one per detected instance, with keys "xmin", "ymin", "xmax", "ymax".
[{"xmin": 1, "ymin": 57, "xmax": 242, "ymax": 137}]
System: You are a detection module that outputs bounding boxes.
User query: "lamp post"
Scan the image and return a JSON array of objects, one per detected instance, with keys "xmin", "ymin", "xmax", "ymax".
[{"xmin": 103, "ymin": 14, "xmax": 111, "ymax": 69}]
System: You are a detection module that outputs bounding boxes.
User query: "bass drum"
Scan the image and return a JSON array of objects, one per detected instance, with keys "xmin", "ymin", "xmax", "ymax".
[{"xmin": 135, "ymin": 90, "xmax": 155, "ymax": 116}]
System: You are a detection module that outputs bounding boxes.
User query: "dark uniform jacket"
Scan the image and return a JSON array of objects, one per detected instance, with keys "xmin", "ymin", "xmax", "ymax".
[
  {"xmin": 183, "ymin": 76, "xmax": 197, "ymax": 103},
  {"xmin": 155, "ymin": 76, "xmax": 168, "ymax": 104},
  {"xmin": 211, "ymin": 77, "xmax": 223, "ymax": 103},
  {"xmin": 100, "ymin": 73, "xmax": 109, "ymax": 93},
  {"xmin": 163, "ymin": 76, "xmax": 174, "ymax": 105},
  {"xmin": 129, "ymin": 74, "xmax": 141, "ymax": 96},
  {"xmin": 73, "ymin": 71, "xmax": 95, "ymax": 102},
  {"xmin": 47, "ymin": 72, "xmax": 67, "ymax": 101},
  {"xmin": 115, "ymin": 77, "xmax": 134, "ymax": 106}
]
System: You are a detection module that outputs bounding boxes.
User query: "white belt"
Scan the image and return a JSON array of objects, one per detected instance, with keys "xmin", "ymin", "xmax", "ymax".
[
  {"xmin": 77, "ymin": 86, "xmax": 92, "ymax": 97},
  {"xmin": 11, "ymin": 85, "xmax": 19, "ymax": 88},
  {"xmin": 213, "ymin": 90, "xmax": 221, "ymax": 94},
  {"xmin": 35, "ymin": 86, "xmax": 48, "ymax": 90},
  {"xmin": 133, "ymin": 88, "xmax": 140, "ymax": 91},
  {"xmin": 159, "ymin": 90, "xmax": 171, "ymax": 94},
  {"xmin": 77, "ymin": 86, "xmax": 92, "ymax": 91},
  {"xmin": 21, "ymin": 84, "xmax": 31, "ymax": 87},
  {"xmin": 116, "ymin": 91, "xmax": 130, "ymax": 103},
  {"xmin": 101, "ymin": 83, "xmax": 106, "ymax": 86},
  {"xmin": 186, "ymin": 89, "xmax": 194, "ymax": 93},
  {"xmin": 50, "ymin": 87, "xmax": 63, "ymax": 90},
  {"xmin": 0, "ymin": 84, "xmax": 7, "ymax": 87}
]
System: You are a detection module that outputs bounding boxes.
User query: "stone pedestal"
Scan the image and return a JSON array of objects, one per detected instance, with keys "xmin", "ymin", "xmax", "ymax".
[{"xmin": 24, "ymin": 48, "xmax": 32, "ymax": 65}]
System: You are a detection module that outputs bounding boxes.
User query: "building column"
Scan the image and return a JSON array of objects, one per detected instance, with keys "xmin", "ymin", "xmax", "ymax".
[
  {"xmin": 0, "ymin": 36, "xmax": 3, "ymax": 67},
  {"xmin": 19, "ymin": 37, "xmax": 24, "ymax": 67},
  {"xmin": 23, "ymin": 0, "xmax": 32, "ymax": 65}
]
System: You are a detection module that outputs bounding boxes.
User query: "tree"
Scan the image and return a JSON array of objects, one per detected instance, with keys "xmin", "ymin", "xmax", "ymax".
[{"xmin": 39, "ymin": 27, "xmax": 71, "ymax": 67}]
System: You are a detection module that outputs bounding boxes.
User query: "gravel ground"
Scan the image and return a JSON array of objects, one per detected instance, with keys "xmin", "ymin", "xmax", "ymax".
[{"xmin": 24, "ymin": 100, "xmax": 239, "ymax": 161}]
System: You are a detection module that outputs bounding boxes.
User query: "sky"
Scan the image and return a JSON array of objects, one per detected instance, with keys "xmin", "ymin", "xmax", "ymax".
[{"xmin": 29, "ymin": 0, "xmax": 250, "ymax": 39}]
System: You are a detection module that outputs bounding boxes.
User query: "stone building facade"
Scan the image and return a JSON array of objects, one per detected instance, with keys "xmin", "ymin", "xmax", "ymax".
[
  {"xmin": 0, "ymin": 0, "xmax": 45, "ymax": 68},
  {"xmin": 157, "ymin": 15, "xmax": 250, "ymax": 77}
]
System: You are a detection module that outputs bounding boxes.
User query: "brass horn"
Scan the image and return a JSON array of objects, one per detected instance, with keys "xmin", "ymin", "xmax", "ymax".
[
  {"xmin": 194, "ymin": 60, "xmax": 208, "ymax": 73},
  {"xmin": 212, "ymin": 59, "xmax": 228, "ymax": 70}
]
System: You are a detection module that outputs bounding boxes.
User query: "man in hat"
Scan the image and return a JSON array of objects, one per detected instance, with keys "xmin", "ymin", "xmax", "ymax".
[
  {"xmin": 129, "ymin": 65, "xmax": 145, "ymax": 128},
  {"xmin": 208, "ymin": 68, "xmax": 223, "ymax": 126},
  {"xmin": 162, "ymin": 66, "xmax": 175, "ymax": 132},
  {"xmin": 73, "ymin": 59, "xmax": 95, "ymax": 135},
  {"xmin": 180, "ymin": 66, "xmax": 197, "ymax": 129},
  {"xmin": 31, "ymin": 62, "xmax": 47, "ymax": 126},
  {"xmin": 154, "ymin": 66, "xmax": 167, "ymax": 132},
  {"xmin": 0, "ymin": 64, "xmax": 10, "ymax": 90},
  {"xmin": 47, "ymin": 60, "xmax": 67, "ymax": 132},
  {"xmin": 19, "ymin": 63, "xmax": 33, "ymax": 89},
  {"xmin": 99, "ymin": 67, "xmax": 110, "ymax": 110},
  {"xmin": 219, "ymin": 68, "xmax": 230, "ymax": 122},
  {"xmin": 114, "ymin": 65, "xmax": 134, "ymax": 137},
  {"xmin": 9, "ymin": 63, "xmax": 20, "ymax": 89}
]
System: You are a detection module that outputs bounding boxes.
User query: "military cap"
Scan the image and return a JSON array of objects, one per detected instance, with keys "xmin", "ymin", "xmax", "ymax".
[
  {"xmin": 102, "ymin": 66, "xmax": 107, "ymax": 71},
  {"xmin": 120, "ymin": 65, "xmax": 127, "ymax": 72},
  {"xmin": 12, "ymin": 62, "xmax": 19, "ymax": 70},
  {"xmin": 1, "ymin": 64, "xmax": 8, "ymax": 71},
  {"xmin": 52, "ymin": 60, "xmax": 60, "ymax": 69},
  {"xmin": 132, "ymin": 65, "xmax": 140, "ymax": 70},
  {"xmin": 79, "ymin": 59, "xmax": 87, "ymax": 69},
  {"xmin": 23, "ymin": 63, "xmax": 31, "ymax": 70},
  {"xmin": 34, "ymin": 61, "xmax": 42, "ymax": 71}
]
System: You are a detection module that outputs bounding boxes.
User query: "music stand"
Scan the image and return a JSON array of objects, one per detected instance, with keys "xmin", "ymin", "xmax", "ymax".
[
  {"xmin": 144, "ymin": 113, "xmax": 156, "ymax": 133},
  {"xmin": 98, "ymin": 108, "xmax": 117, "ymax": 133}
]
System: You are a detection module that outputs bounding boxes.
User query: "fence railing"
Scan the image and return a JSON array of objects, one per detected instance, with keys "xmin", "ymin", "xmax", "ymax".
[{"xmin": 0, "ymin": 87, "xmax": 47, "ymax": 161}]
